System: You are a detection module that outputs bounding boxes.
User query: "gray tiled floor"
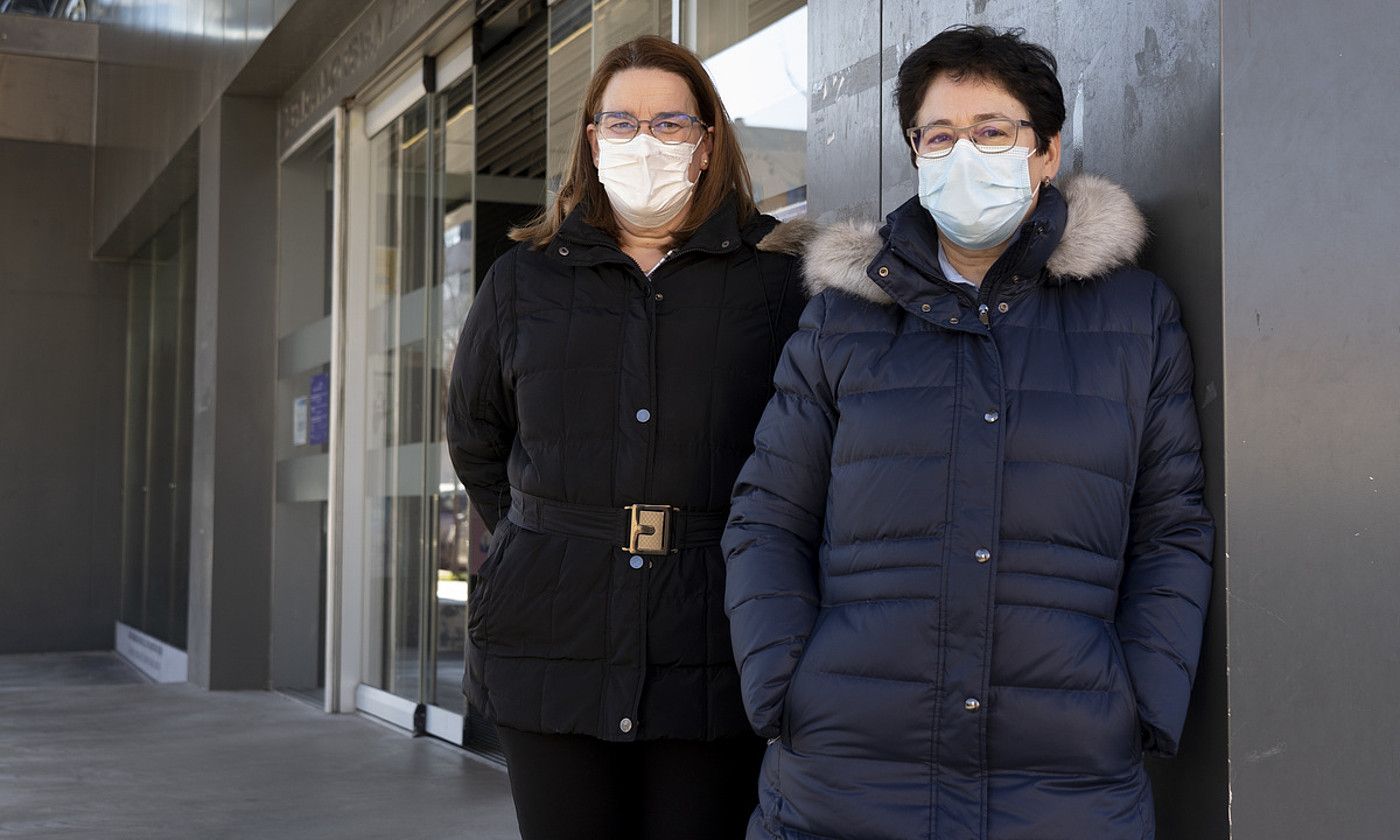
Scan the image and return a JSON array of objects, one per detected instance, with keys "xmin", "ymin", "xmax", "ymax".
[{"xmin": 0, "ymin": 653, "xmax": 519, "ymax": 839}]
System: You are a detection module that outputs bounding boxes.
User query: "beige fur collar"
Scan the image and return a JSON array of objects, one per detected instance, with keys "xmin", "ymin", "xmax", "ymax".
[{"xmin": 774, "ymin": 174, "xmax": 1147, "ymax": 305}]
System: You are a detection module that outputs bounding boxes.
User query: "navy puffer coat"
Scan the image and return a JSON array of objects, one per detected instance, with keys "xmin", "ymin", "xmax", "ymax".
[{"xmin": 723, "ymin": 176, "xmax": 1214, "ymax": 839}]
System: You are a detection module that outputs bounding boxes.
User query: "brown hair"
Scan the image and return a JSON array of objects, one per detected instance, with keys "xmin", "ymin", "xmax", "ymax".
[{"xmin": 510, "ymin": 35, "xmax": 757, "ymax": 248}]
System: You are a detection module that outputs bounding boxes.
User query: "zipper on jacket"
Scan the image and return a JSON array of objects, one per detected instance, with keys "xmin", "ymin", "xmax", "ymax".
[
  {"xmin": 975, "ymin": 220, "xmax": 1047, "ymax": 326},
  {"xmin": 644, "ymin": 249, "xmax": 676, "ymax": 280}
]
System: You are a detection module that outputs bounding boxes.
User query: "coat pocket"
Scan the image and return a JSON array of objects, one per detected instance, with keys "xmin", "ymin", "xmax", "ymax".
[
  {"xmin": 778, "ymin": 608, "xmax": 829, "ymax": 749},
  {"xmin": 467, "ymin": 519, "xmax": 519, "ymax": 644},
  {"xmin": 1106, "ymin": 622, "xmax": 1144, "ymax": 760}
]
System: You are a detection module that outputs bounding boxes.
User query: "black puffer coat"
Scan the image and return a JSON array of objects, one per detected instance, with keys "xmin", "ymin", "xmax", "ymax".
[
  {"xmin": 447, "ymin": 195, "xmax": 808, "ymax": 741},
  {"xmin": 724, "ymin": 176, "xmax": 1214, "ymax": 838}
]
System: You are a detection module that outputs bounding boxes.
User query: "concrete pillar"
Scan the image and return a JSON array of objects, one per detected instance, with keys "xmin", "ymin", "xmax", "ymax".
[{"xmin": 187, "ymin": 95, "xmax": 279, "ymax": 690}]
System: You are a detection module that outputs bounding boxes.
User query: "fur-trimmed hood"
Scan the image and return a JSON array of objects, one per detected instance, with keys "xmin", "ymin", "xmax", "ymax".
[{"xmin": 760, "ymin": 174, "xmax": 1148, "ymax": 305}]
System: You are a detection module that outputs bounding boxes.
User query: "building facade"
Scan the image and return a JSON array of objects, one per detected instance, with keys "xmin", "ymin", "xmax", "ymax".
[{"xmin": 2, "ymin": 1, "xmax": 1398, "ymax": 838}]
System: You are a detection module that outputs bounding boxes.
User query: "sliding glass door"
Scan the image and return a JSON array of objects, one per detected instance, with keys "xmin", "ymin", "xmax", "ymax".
[
  {"xmin": 430, "ymin": 76, "xmax": 482, "ymax": 718},
  {"xmin": 364, "ymin": 92, "xmax": 433, "ymax": 706},
  {"xmin": 358, "ymin": 61, "xmax": 486, "ymax": 745}
]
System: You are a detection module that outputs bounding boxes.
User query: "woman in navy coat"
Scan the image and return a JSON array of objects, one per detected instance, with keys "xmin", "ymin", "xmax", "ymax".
[{"xmin": 723, "ymin": 26, "xmax": 1214, "ymax": 839}]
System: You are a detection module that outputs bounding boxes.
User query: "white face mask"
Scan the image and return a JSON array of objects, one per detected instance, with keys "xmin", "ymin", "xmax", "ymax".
[
  {"xmin": 596, "ymin": 134, "xmax": 700, "ymax": 229},
  {"xmin": 917, "ymin": 139, "xmax": 1037, "ymax": 251}
]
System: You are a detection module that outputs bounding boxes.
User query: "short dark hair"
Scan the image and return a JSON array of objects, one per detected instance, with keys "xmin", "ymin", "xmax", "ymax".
[{"xmin": 896, "ymin": 25, "xmax": 1066, "ymax": 158}]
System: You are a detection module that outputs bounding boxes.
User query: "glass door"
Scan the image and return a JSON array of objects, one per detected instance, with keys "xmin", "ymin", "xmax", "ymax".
[
  {"xmin": 118, "ymin": 201, "xmax": 196, "ymax": 662},
  {"xmin": 358, "ymin": 56, "xmax": 486, "ymax": 746},
  {"xmin": 429, "ymin": 74, "xmax": 481, "ymax": 719},
  {"xmin": 364, "ymin": 93, "xmax": 434, "ymax": 708},
  {"xmin": 271, "ymin": 125, "xmax": 338, "ymax": 706}
]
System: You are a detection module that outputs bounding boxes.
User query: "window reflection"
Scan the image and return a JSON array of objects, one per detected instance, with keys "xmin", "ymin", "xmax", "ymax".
[
  {"xmin": 364, "ymin": 102, "xmax": 433, "ymax": 703},
  {"xmin": 544, "ymin": 0, "xmax": 808, "ymax": 216},
  {"xmin": 593, "ymin": 0, "xmax": 672, "ymax": 54},
  {"xmin": 696, "ymin": 4, "xmax": 808, "ymax": 218},
  {"xmin": 548, "ymin": 0, "xmax": 594, "ymax": 183},
  {"xmin": 433, "ymin": 75, "xmax": 480, "ymax": 714}
]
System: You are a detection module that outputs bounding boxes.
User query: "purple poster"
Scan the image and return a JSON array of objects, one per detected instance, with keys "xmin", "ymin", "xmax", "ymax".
[{"xmin": 309, "ymin": 373, "xmax": 330, "ymax": 446}]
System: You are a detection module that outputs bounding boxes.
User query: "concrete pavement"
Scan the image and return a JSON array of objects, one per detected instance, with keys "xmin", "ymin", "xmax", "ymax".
[{"xmin": 0, "ymin": 653, "xmax": 519, "ymax": 839}]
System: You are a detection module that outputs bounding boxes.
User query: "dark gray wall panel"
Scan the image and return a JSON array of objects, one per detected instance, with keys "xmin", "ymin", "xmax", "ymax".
[
  {"xmin": 807, "ymin": 0, "xmax": 883, "ymax": 221},
  {"xmin": 0, "ymin": 140, "xmax": 127, "ymax": 654},
  {"xmin": 1222, "ymin": 1, "xmax": 1400, "ymax": 836}
]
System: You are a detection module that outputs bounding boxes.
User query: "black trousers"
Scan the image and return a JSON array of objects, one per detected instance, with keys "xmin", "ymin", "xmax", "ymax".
[{"xmin": 495, "ymin": 726, "xmax": 766, "ymax": 840}]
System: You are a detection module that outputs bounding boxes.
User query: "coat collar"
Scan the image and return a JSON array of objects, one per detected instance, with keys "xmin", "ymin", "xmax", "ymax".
[
  {"xmin": 799, "ymin": 174, "xmax": 1149, "ymax": 307},
  {"xmin": 551, "ymin": 193, "xmax": 748, "ymax": 267}
]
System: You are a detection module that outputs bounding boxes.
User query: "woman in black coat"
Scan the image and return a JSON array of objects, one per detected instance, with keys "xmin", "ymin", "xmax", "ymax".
[
  {"xmin": 724, "ymin": 26, "xmax": 1214, "ymax": 839},
  {"xmin": 446, "ymin": 35, "xmax": 808, "ymax": 840}
]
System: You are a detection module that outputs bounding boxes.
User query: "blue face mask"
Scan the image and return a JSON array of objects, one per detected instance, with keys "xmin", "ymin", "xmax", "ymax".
[{"xmin": 917, "ymin": 139, "xmax": 1037, "ymax": 251}]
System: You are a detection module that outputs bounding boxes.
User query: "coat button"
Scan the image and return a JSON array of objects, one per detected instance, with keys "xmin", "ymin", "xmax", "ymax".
[
  {"xmin": 655, "ymin": 293, "xmax": 664, "ymax": 301},
  {"xmin": 635, "ymin": 409, "xmax": 651, "ymax": 423},
  {"xmin": 721, "ymin": 240, "xmax": 731, "ymax": 248},
  {"xmin": 998, "ymin": 302, "xmax": 1009, "ymax": 313},
  {"xmin": 974, "ymin": 548, "xmax": 991, "ymax": 564},
  {"xmin": 964, "ymin": 698, "xmax": 981, "ymax": 712},
  {"xmin": 629, "ymin": 555, "xmax": 644, "ymax": 569},
  {"xmin": 878, "ymin": 266, "xmax": 890, "ymax": 277},
  {"xmin": 984, "ymin": 410, "xmax": 999, "ymax": 423},
  {"xmin": 619, "ymin": 717, "xmax": 634, "ymax": 733},
  {"xmin": 949, "ymin": 316, "xmax": 959, "ymax": 325},
  {"xmin": 558, "ymin": 246, "xmax": 570, "ymax": 256},
  {"xmin": 921, "ymin": 303, "xmax": 931, "ymax": 312}
]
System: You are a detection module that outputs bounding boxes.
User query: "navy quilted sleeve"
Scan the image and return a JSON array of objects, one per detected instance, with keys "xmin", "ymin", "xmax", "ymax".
[{"xmin": 1117, "ymin": 279, "xmax": 1215, "ymax": 757}]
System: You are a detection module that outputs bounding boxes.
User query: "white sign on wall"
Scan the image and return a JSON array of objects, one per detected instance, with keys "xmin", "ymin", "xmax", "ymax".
[
  {"xmin": 115, "ymin": 622, "xmax": 188, "ymax": 683},
  {"xmin": 293, "ymin": 395, "xmax": 309, "ymax": 446}
]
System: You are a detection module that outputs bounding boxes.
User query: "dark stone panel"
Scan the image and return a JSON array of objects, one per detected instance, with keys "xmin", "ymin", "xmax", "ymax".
[
  {"xmin": 807, "ymin": 0, "xmax": 884, "ymax": 222},
  {"xmin": 1222, "ymin": 1, "xmax": 1400, "ymax": 837}
]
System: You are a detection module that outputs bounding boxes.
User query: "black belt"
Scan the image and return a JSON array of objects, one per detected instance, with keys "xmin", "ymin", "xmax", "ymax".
[{"xmin": 507, "ymin": 489, "xmax": 728, "ymax": 555}]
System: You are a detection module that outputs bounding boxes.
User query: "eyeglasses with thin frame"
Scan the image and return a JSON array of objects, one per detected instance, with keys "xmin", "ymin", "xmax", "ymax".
[
  {"xmin": 593, "ymin": 111, "xmax": 707, "ymax": 145},
  {"xmin": 905, "ymin": 118, "xmax": 1035, "ymax": 159}
]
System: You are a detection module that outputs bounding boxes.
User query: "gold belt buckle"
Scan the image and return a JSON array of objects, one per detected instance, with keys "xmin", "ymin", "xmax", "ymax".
[{"xmin": 624, "ymin": 504, "xmax": 675, "ymax": 555}]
